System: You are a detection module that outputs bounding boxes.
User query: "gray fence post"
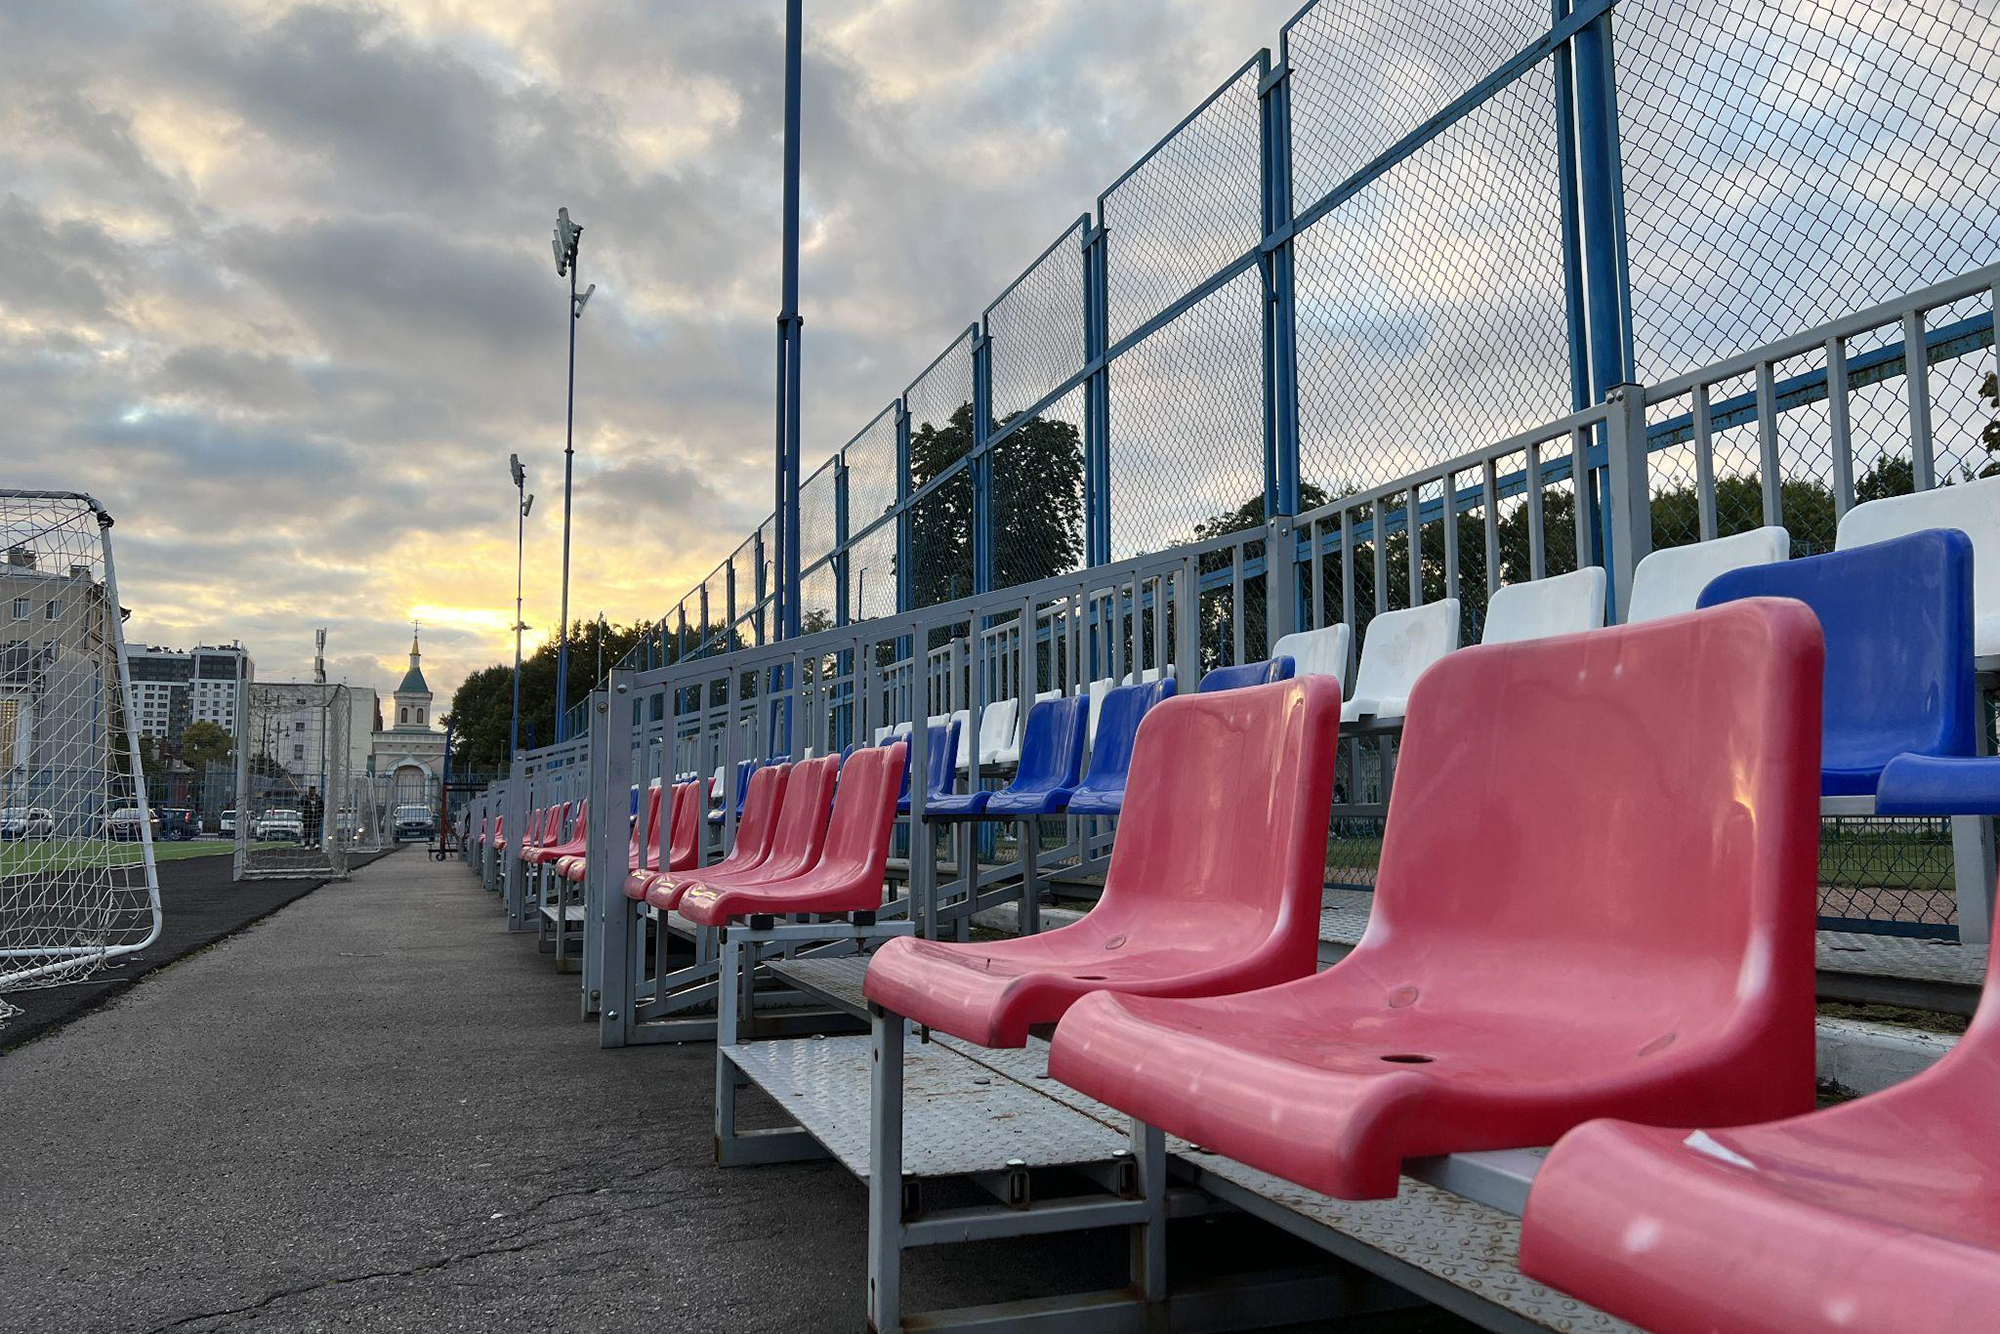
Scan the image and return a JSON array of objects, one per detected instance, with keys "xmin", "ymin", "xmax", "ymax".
[
  {"xmin": 583, "ymin": 672, "xmax": 632, "ymax": 1021},
  {"xmin": 1601, "ymin": 382, "xmax": 1651, "ymax": 622},
  {"xmin": 503, "ymin": 758, "xmax": 528, "ymax": 930}
]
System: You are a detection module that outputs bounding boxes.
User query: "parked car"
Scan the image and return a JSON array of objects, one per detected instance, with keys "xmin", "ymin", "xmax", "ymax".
[
  {"xmin": 218, "ymin": 809, "xmax": 237, "ymax": 836},
  {"xmin": 393, "ymin": 804, "xmax": 435, "ymax": 842},
  {"xmin": 104, "ymin": 806, "xmax": 158, "ymax": 841},
  {"xmin": 254, "ymin": 809, "xmax": 304, "ymax": 841},
  {"xmin": 156, "ymin": 808, "xmax": 199, "ymax": 841},
  {"xmin": 0, "ymin": 806, "xmax": 55, "ymax": 840}
]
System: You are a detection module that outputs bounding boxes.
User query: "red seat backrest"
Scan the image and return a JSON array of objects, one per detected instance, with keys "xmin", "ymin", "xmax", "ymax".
[
  {"xmin": 754, "ymin": 755, "xmax": 839, "ymax": 877},
  {"xmin": 729, "ymin": 764, "xmax": 792, "ymax": 867},
  {"xmin": 1364, "ymin": 597, "xmax": 1823, "ymax": 1029},
  {"xmin": 633, "ymin": 786, "xmax": 661, "ymax": 865},
  {"xmin": 816, "ymin": 743, "xmax": 903, "ymax": 881},
  {"xmin": 667, "ymin": 781, "xmax": 700, "ymax": 869},
  {"xmin": 1090, "ymin": 680, "xmax": 1341, "ymax": 975}
]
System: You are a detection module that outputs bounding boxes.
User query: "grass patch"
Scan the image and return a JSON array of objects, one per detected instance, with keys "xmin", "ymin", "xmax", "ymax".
[
  {"xmin": 1818, "ymin": 1000, "xmax": 1969, "ymax": 1036},
  {"xmin": 0, "ymin": 837, "xmax": 233, "ymax": 875}
]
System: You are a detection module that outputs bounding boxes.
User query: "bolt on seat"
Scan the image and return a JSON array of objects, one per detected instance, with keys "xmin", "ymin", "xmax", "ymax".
[
  {"xmin": 1048, "ymin": 599, "xmax": 1824, "ymax": 1200},
  {"xmin": 679, "ymin": 743, "xmax": 905, "ymax": 925},
  {"xmin": 1520, "ymin": 738, "xmax": 2000, "ymax": 1334},
  {"xmin": 1196, "ymin": 655, "xmax": 1294, "ymax": 693},
  {"xmin": 865, "ymin": 678, "xmax": 1341, "ymax": 1047},
  {"xmin": 1066, "ymin": 678, "xmax": 1177, "ymax": 817},
  {"xmin": 1700, "ymin": 528, "xmax": 1977, "ymax": 796},
  {"xmin": 645, "ymin": 757, "xmax": 835, "ymax": 912},
  {"xmin": 1341, "ymin": 600, "xmax": 1459, "ymax": 723}
]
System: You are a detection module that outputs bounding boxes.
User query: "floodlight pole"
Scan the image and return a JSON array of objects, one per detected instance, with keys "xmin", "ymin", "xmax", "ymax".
[
  {"xmin": 509, "ymin": 459, "xmax": 531, "ymax": 761},
  {"xmin": 775, "ymin": 0, "xmax": 803, "ymax": 643},
  {"xmin": 551, "ymin": 209, "xmax": 590, "ymax": 742}
]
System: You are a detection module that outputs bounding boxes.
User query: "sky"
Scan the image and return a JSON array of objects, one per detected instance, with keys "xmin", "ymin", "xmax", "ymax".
[
  {"xmin": 3, "ymin": 0, "xmax": 1995, "ymax": 715},
  {"xmin": 0, "ymin": 0, "xmax": 1304, "ymax": 707}
]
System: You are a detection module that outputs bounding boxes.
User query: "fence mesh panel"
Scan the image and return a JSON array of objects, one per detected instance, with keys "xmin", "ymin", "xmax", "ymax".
[
  {"xmin": 993, "ymin": 387, "xmax": 1089, "ymax": 589},
  {"xmin": 1107, "ymin": 267, "xmax": 1266, "ymax": 559},
  {"xmin": 1616, "ymin": 0, "xmax": 2000, "ymax": 382},
  {"xmin": 1102, "ymin": 61, "xmax": 1263, "ymax": 347},
  {"xmin": 849, "ymin": 523, "xmax": 898, "ymax": 624},
  {"xmin": 0, "ymin": 492, "xmax": 156, "ymax": 997},
  {"xmin": 989, "ymin": 221, "xmax": 1089, "ymax": 418},
  {"xmin": 844, "ymin": 407, "xmax": 900, "ymax": 534},
  {"xmin": 799, "ymin": 458, "xmax": 839, "ymax": 568},
  {"xmin": 1294, "ymin": 62, "xmax": 1573, "ymax": 499},
  {"xmin": 235, "ymin": 683, "xmax": 348, "ymax": 881}
]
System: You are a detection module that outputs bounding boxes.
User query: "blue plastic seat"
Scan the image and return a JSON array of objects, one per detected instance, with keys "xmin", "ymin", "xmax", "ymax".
[
  {"xmin": 1877, "ymin": 753, "xmax": 2000, "ymax": 815},
  {"xmin": 1196, "ymin": 656, "xmax": 1295, "ymax": 693},
  {"xmin": 1068, "ymin": 679, "xmax": 1178, "ymax": 816},
  {"xmin": 1698, "ymin": 529, "xmax": 1977, "ymax": 797},
  {"xmin": 707, "ymin": 758, "xmax": 758, "ymax": 825},
  {"xmin": 895, "ymin": 720, "xmax": 961, "ymax": 814},
  {"xmin": 928, "ymin": 696, "xmax": 1091, "ymax": 821}
]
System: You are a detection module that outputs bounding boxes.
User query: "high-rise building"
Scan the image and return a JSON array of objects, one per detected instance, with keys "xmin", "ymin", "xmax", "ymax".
[{"xmin": 126, "ymin": 643, "xmax": 252, "ymax": 744}]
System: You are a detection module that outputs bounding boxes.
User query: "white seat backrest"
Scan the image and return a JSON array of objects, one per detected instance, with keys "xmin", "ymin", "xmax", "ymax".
[
  {"xmin": 968, "ymin": 698, "xmax": 1020, "ymax": 767},
  {"xmin": 872, "ymin": 724, "xmax": 893, "ymax": 746},
  {"xmin": 1086, "ymin": 677, "xmax": 1115, "ymax": 748},
  {"xmin": 1271, "ymin": 623, "xmax": 1352, "ymax": 689},
  {"xmin": 1120, "ymin": 664, "xmax": 1174, "ymax": 685},
  {"xmin": 1625, "ymin": 526, "xmax": 1789, "ymax": 624},
  {"xmin": 1838, "ymin": 474, "xmax": 2000, "ymax": 656},
  {"xmin": 1351, "ymin": 601, "xmax": 1460, "ymax": 703},
  {"xmin": 1481, "ymin": 567, "xmax": 1607, "ymax": 645}
]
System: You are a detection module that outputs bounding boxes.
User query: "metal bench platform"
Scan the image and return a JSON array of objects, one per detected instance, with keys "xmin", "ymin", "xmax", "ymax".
[
  {"xmin": 728, "ymin": 1033, "xmax": 1131, "ymax": 1179},
  {"xmin": 538, "ymin": 903, "xmax": 587, "ymax": 924}
]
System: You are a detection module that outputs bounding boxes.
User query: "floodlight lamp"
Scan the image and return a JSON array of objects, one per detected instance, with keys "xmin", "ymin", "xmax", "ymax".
[
  {"xmin": 573, "ymin": 283, "xmax": 595, "ymax": 316},
  {"xmin": 552, "ymin": 231, "xmax": 566, "ymax": 276},
  {"xmin": 509, "ymin": 453, "xmax": 525, "ymax": 488},
  {"xmin": 523, "ymin": 493, "xmax": 535, "ymax": 518}
]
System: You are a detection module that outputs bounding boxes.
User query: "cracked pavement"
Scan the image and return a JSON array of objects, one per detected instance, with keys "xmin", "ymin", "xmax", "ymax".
[{"xmin": 1, "ymin": 851, "xmax": 1464, "ymax": 1333}]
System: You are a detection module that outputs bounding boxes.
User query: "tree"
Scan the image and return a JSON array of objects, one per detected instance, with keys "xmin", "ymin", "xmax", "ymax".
[
  {"xmin": 445, "ymin": 618, "xmax": 652, "ymax": 770},
  {"xmin": 180, "ymin": 720, "xmax": 232, "ymax": 774},
  {"xmin": 908, "ymin": 403, "xmax": 1084, "ymax": 608}
]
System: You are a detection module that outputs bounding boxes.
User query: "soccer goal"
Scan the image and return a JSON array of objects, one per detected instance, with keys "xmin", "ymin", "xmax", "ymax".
[
  {"xmin": 0, "ymin": 491, "xmax": 161, "ymax": 1000},
  {"xmin": 234, "ymin": 681, "xmax": 350, "ymax": 881}
]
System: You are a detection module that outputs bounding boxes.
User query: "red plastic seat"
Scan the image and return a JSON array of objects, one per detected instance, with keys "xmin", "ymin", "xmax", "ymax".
[
  {"xmin": 644, "ymin": 757, "xmax": 837, "ymax": 912},
  {"xmin": 1048, "ymin": 600, "xmax": 1824, "ymax": 1200},
  {"xmin": 519, "ymin": 804, "xmax": 560, "ymax": 862},
  {"xmin": 624, "ymin": 783, "xmax": 688, "ymax": 899},
  {"xmin": 1521, "ymin": 917, "xmax": 2000, "ymax": 1331},
  {"xmin": 863, "ymin": 680, "xmax": 1342, "ymax": 1047},
  {"xmin": 678, "ymin": 743, "xmax": 903, "ymax": 926},
  {"xmin": 527, "ymin": 802, "xmax": 582, "ymax": 867},
  {"xmin": 567, "ymin": 785, "xmax": 659, "ymax": 885}
]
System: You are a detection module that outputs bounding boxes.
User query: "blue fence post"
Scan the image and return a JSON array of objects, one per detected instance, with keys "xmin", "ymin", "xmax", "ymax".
[
  {"xmin": 1081, "ymin": 220, "xmax": 1113, "ymax": 567},
  {"xmin": 971, "ymin": 327, "xmax": 995, "ymax": 595},
  {"xmin": 1569, "ymin": 1, "xmax": 1636, "ymax": 596},
  {"xmin": 834, "ymin": 456, "xmax": 852, "ymax": 626},
  {"xmin": 724, "ymin": 560, "xmax": 737, "ymax": 650},
  {"xmin": 698, "ymin": 580, "xmax": 711, "ymax": 656},
  {"xmin": 895, "ymin": 398, "xmax": 914, "ymax": 613},
  {"xmin": 753, "ymin": 530, "xmax": 768, "ymax": 646},
  {"xmin": 1258, "ymin": 46, "xmax": 1302, "ymax": 643}
]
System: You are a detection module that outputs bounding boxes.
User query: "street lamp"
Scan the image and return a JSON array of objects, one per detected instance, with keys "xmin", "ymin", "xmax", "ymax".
[
  {"xmin": 508, "ymin": 453, "xmax": 534, "ymax": 760},
  {"xmin": 551, "ymin": 206, "xmax": 594, "ymax": 741}
]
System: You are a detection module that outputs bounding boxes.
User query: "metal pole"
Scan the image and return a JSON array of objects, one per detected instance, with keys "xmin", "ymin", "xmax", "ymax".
[
  {"xmin": 510, "ymin": 477, "xmax": 526, "ymax": 760},
  {"xmin": 777, "ymin": 0, "xmax": 805, "ymax": 641},
  {"xmin": 556, "ymin": 257, "xmax": 578, "ymax": 740}
]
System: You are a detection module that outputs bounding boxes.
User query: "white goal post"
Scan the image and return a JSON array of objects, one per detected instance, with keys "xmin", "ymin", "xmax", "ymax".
[{"xmin": 0, "ymin": 491, "xmax": 161, "ymax": 994}]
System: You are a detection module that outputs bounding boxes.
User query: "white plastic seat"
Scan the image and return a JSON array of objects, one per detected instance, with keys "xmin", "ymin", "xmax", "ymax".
[
  {"xmin": 961, "ymin": 698, "xmax": 1021, "ymax": 771},
  {"xmin": 989, "ymin": 689, "xmax": 1061, "ymax": 768},
  {"xmin": 1837, "ymin": 474, "xmax": 2000, "ymax": 657},
  {"xmin": 1481, "ymin": 567, "xmax": 1607, "ymax": 645},
  {"xmin": 1085, "ymin": 678, "xmax": 1116, "ymax": 749},
  {"xmin": 1120, "ymin": 665, "xmax": 1173, "ymax": 685},
  {"xmin": 1342, "ymin": 601, "xmax": 1459, "ymax": 724},
  {"xmin": 1270, "ymin": 623, "xmax": 1352, "ymax": 689},
  {"xmin": 1624, "ymin": 526, "xmax": 1789, "ymax": 624}
]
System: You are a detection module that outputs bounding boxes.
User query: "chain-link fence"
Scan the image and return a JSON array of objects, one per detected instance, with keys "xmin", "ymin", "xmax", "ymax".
[
  {"xmin": 0, "ymin": 491, "xmax": 158, "ymax": 1003},
  {"xmin": 234, "ymin": 682, "xmax": 349, "ymax": 881},
  {"xmin": 590, "ymin": 0, "xmax": 1999, "ymax": 936}
]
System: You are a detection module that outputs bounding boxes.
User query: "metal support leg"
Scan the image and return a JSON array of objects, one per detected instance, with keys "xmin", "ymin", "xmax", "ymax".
[
  {"xmin": 1019, "ymin": 817, "xmax": 1040, "ymax": 936},
  {"xmin": 713, "ymin": 929, "xmax": 742, "ymax": 1149},
  {"xmin": 1130, "ymin": 1119, "xmax": 1168, "ymax": 1312},
  {"xmin": 598, "ymin": 892, "xmax": 633, "ymax": 1048},
  {"xmin": 1953, "ymin": 707, "xmax": 1997, "ymax": 945},
  {"xmin": 868, "ymin": 1003, "xmax": 906, "ymax": 1334}
]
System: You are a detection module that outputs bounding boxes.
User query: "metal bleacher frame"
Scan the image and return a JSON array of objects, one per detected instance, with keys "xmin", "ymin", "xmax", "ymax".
[{"xmin": 462, "ymin": 261, "xmax": 2000, "ymax": 1330}]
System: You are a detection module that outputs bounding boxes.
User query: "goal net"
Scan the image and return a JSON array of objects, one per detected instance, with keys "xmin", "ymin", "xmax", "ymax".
[
  {"xmin": 0, "ymin": 491, "xmax": 160, "ymax": 999},
  {"xmin": 234, "ymin": 681, "xmax": 350, "ymax": 881}
]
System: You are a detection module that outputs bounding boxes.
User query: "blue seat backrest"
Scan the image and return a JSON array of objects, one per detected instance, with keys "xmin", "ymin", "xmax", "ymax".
[
  {"xmin": 1082, "ymin": 679, "xmax": 1178, "ymax": 789},
  {"xmin": 898, "ymin": 721, "xmax": 961, "ymax": 799},
  {"xmin": 1698, "ymin": 528, "xmax": 1976, "ymax": 795},
  {"xmin": 1196, "ymin": 656, "xmax": 1296, "ymax": 694},
  {"xmin": 1016, "ymin": 696, "xmax": 1090, "ymax": 790}
]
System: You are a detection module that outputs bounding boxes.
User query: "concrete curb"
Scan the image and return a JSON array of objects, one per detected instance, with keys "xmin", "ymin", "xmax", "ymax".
[{"xmin": 1815, "ymin": 1015, "xmax": 1957, "ymax": 1096}]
